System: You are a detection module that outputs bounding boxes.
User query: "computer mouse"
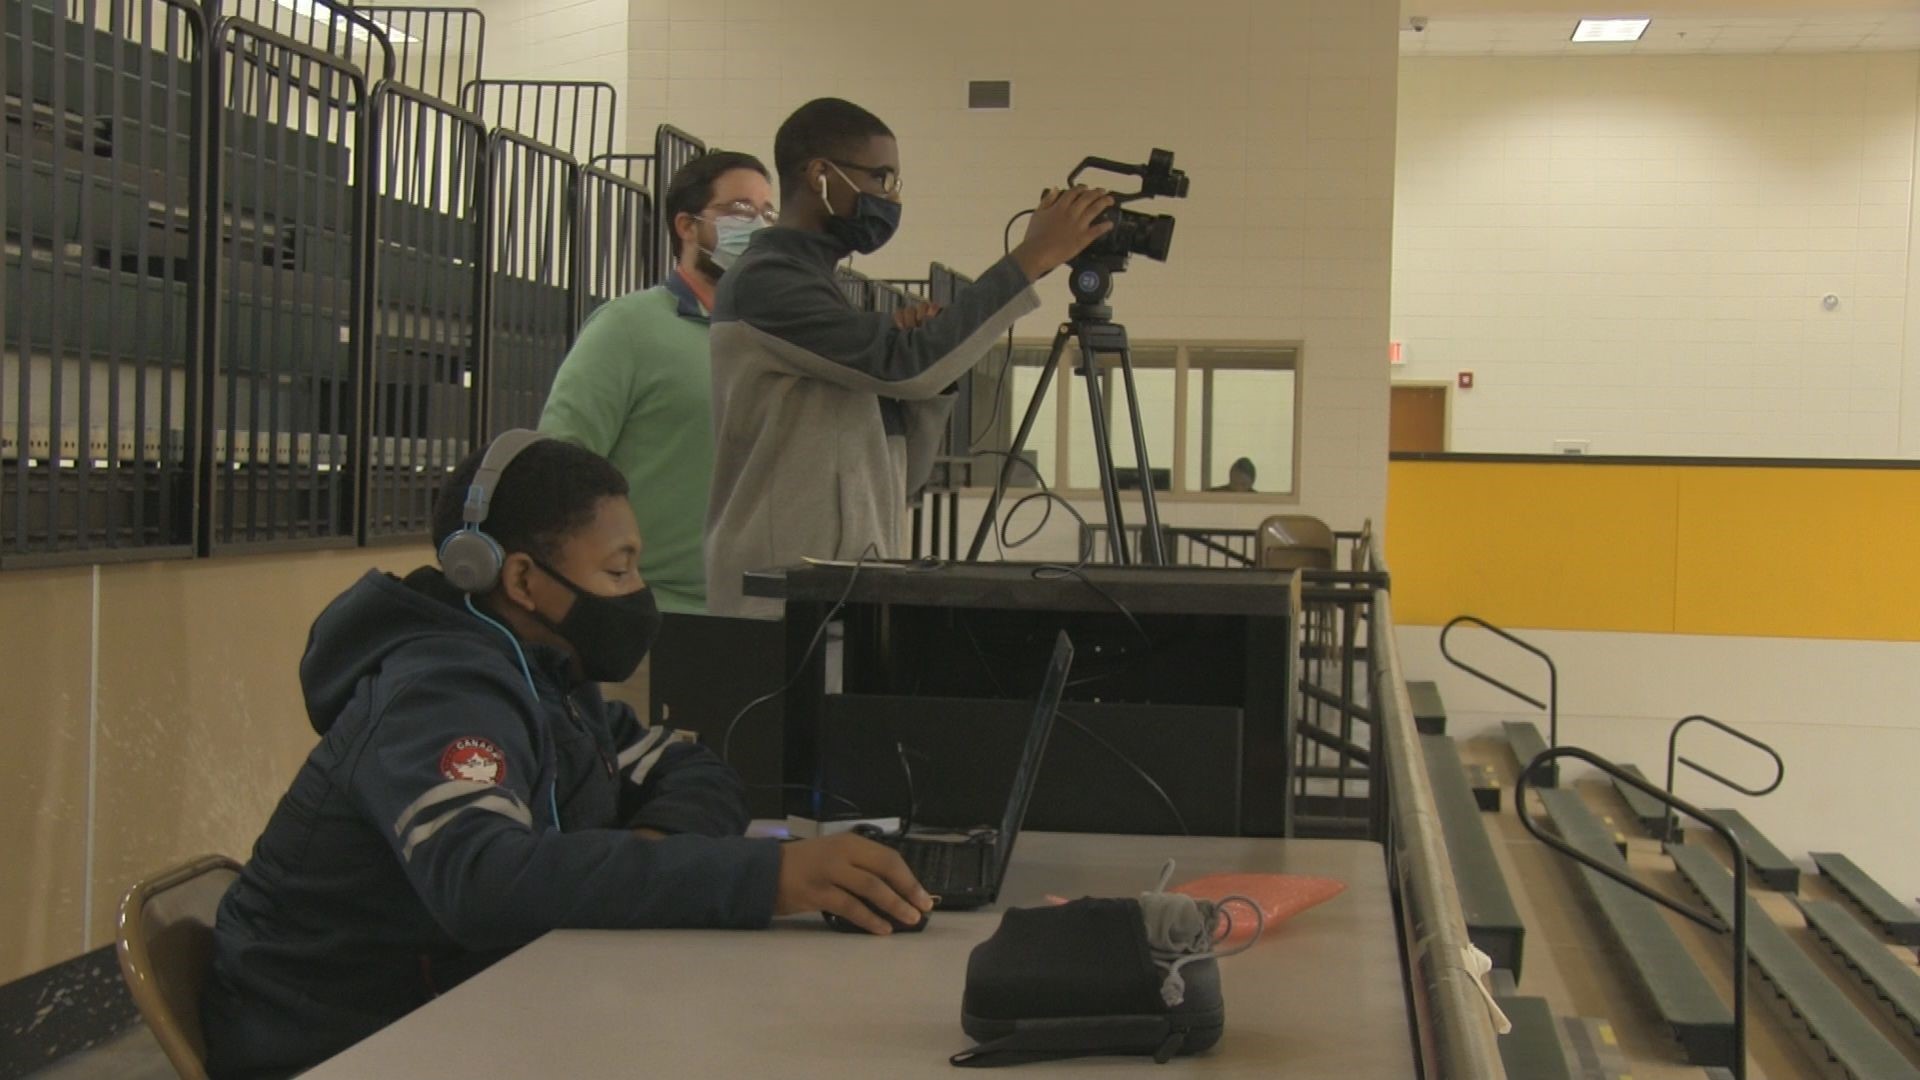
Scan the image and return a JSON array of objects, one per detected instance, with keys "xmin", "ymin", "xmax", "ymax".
[{"xmin": 822, "ymin": 899, "xmax": 929, "ymax": 935}]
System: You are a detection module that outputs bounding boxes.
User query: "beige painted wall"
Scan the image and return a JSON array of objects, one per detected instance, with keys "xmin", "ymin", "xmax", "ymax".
[{"xmin": 0, "ymin": 549, "xmax": 423, "ymax": 982}]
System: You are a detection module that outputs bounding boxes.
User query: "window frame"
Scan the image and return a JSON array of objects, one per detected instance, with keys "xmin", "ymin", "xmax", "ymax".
[{"xmin": 969, "ymin": 338, "xmax": 1305, "ymax": 502}]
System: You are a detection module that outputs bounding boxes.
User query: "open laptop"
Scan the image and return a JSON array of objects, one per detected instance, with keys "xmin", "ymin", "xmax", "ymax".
[{"xmin": 868, "ymin": 631, "xmax": 1073, "ymax": 911}]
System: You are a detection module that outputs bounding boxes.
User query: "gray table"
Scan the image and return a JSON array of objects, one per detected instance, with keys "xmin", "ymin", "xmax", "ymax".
[{"xmin": 306, "ymin": 834, "xmax": 1412, "ymax": 1078}]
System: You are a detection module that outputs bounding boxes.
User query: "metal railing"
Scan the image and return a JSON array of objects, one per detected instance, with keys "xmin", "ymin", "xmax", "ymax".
[
  {"xmin": 1439, "ymin": 614, "xmax": 1560, "ymax": 781},
  {"xmin": 1516, "ymin": 746, "xmax": 1751, "ymax": 1079},
  {"xmin": 1370, "ymin": 559, "xmax": 1510, "ymax": 1079},
  {"xmin": 481, "ymin": 130, "xmax": 575, "ymax": 432},
  {"xmin": 1663, "ymin": 714, "xmax": 1785, "ymax": 844},
  {"xmin": 572, "ymin": 164, "xmax": 652, "ymax": 320},
  {"xmin": 459, "ymin": 78, "xmax": 615, "ymax": 164},
  {"xmin": 1084, "ymin": 524, "xmax": 1259, "ymax": 567},
  {"xmin": 215, "ymin": 0, "xmax": 396, "ymax": 88},
  {"xmin": 354, "ymin": 5, "xmax": 485, "ymax": 104},
  {"xmin": 648, "ymin": 124, "xmax": 705, "ymax": 284},
  {"xmin": 206, "ymin": 18, "xmax": 367, "ymax": 550},
  {"xmin": 361, "ymin": 82, "xmax": 486, "ymax": 541}
]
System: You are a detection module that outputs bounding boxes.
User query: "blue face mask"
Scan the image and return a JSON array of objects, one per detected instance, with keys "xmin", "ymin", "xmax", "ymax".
[
  {"xmin": 710, "ymin": 216, "xmax": 765, "ymax": 270},
  {"xmin": 821, "ymin": 164, "xmax": 901, "ymax": 255}
]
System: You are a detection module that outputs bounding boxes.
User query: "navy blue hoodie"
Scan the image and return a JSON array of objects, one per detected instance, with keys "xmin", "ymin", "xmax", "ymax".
[{"xmin": 201, "ymin": 568, "xmax": 782, "ymax": 1078}]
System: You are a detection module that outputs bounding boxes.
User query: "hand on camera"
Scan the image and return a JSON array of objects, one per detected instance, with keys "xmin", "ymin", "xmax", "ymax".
[
  {"xmin": 1012, "ymin": 186, "xmax": 1116, "ymax": 283},
  {"xmin": 892, "ymin": 302, "xmax": 943, "ymax": 331},
  {"xmin": 774, "ymin": 833, "xmax": 933, "ymax": 934}
]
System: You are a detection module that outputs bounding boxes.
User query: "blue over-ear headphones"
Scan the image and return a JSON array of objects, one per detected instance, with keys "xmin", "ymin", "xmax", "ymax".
[{"xmin": 438, "ymin": 428, "xmax": 549, "ymax": 593}]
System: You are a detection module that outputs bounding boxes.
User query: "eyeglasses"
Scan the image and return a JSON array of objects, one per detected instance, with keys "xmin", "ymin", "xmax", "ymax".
[
  {"xmin": 703, "ymin": 199, "xmax": 779, "ymax": 225},
  {"xmin": 829, "ymin": 159, "xmax": 903, "ymax": 197}
]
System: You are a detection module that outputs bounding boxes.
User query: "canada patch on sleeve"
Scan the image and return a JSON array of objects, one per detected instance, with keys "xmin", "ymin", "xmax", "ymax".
[{"xmin": 439, "ymin": 736, "xmax": 508, "ymax": 785}]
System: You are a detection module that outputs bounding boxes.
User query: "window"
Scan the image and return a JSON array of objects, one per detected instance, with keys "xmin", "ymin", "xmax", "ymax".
[{"xmin": 969, "ymin": 340, "xmax": 1301, "ymax": 498}]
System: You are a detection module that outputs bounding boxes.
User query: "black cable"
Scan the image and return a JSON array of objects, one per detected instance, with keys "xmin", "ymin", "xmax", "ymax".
[
  {"xmin": 720, "ymin": 544, "xmax": 875, "ymax": 766},
  {"xmin": 894, "ymin": 741, "xmax": 923, "ymax": 835},
  {"xmin": 1056, "ymin": 709, "xmax": 1191, "ymax": 836},
  {"xmin": 967, "ymin": 209, "xmax": 1036, "ymax": 452},
  {"xmin": 970, "ymin": 447, "xmax": 1152, "ymax": 652}
]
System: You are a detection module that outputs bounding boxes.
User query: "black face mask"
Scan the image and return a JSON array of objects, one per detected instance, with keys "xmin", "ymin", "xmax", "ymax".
[
  {"xmin": 530, "ymin": 561, "xmax": 662, "ymax": 683},
  {"xmin": 823, "ymin": 187, "xmax": 901, "ymax": 255}
]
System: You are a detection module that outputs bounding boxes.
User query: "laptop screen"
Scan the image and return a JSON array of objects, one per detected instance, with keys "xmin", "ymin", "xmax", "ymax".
[{"xmin": 990, "ymin": 631, "xmax": 1075, "ymax": 882}]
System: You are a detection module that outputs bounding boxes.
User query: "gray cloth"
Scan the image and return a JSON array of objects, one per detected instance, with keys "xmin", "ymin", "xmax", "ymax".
[
  {"xmin": 704, "ymin": 227, "xmax": 1040, "ymax": 618},
  {"xmin": 1138, "ymin": 891, "xmax": 1217, "ymax": 956}
]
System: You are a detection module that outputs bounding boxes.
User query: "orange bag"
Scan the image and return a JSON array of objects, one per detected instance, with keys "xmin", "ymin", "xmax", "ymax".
[{"xmin": 1170, "ymin": 873, "xmax": 1346, "ymax": 945}]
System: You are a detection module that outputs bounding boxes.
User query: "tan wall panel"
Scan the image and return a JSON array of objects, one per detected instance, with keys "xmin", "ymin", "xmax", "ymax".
[
  {"xmin": 88, "ymin": 548, "xmax": 430, "ymax": 946},
  {"xmin": 0, "ymin": 567, "xmax": 94, "ymax": 982}
]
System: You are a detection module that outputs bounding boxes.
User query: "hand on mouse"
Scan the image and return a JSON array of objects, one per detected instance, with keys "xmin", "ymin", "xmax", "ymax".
[{"xmin": 775, "ymin": 833, "xmax": 932, "ymax": 935}]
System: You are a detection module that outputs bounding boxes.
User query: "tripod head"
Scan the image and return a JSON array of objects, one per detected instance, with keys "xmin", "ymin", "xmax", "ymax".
[{"xmin": 1067, "ymin": 260, "xmax": 1118, "ymax": 323}]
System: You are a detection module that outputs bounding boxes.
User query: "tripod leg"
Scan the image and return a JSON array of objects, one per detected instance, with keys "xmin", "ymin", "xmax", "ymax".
[
  {"xmin": 965, "ymin": 325, "xmax": 1070, "ymax": 561},
  {"xmin": 1112, "ymin": 344, "xmax": 1167, "ymax": 565},
  {"xmin": 1078, "ymin": 332, "xmax": 1133, "ymax": 566}
]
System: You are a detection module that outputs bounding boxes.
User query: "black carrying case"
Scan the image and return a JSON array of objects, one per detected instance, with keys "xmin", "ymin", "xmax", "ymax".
[{"xmin": 953, "ymin": 897, "xmax": 1224, "ymax": 1067}]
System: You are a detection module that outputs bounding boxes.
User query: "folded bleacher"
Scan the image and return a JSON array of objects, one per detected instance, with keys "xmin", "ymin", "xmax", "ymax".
[{"xmin": 7, "ymin": 0, "xmax": 988, "ymax": 563}]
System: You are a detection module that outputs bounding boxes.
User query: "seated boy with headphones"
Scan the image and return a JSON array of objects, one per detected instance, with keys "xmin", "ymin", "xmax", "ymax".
[{"xmin": 200, "ymin": 431, "xmax": 931, "ymax": 1079}]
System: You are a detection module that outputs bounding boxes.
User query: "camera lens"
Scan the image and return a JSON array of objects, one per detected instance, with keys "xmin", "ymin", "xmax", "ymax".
[{"xmin": 1129, "ymin": 213, "xmax": 1176, "ymax": 262}]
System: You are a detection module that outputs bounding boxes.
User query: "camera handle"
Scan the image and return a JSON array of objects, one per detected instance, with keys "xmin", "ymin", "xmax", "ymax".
[{"xmin": 965, "ymin": 307, "xmax": 1168, "ymax": 566}]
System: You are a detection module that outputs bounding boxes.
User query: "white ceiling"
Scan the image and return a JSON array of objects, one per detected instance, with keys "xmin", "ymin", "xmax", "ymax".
[{"xmin": 1400, "ymin": 12, "xmax": 1920, "ymax": 55}]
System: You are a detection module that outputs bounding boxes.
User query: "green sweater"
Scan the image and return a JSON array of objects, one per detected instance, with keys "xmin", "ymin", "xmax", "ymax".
[{"xmin": 540, "ymin": 282, "xmax": 713, "ymax": 613}]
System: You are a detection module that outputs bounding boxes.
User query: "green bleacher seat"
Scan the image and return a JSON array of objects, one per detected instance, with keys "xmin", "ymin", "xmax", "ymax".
[
  {"xmin": 1669, "ymin": 843, "xmax": 1920, "ymax": 1080},
  {"xmin": 1494, "ymin": 996, "xmax": 1572, "ymax": 1080},
  {"xmin": 1812, "ymin": 852, "xmax": 1920, "ymax": 946},
  {"xmin": 1422, "ymin": 735, "xmax": 1525, "ymax": 977},
  {"xmin": 1611, "ymin": 763, "xmax": 1672, "ymax": 836},
  {"xmin": 1798, "ymin": 898, "xmax": 1920, "ymax": 1043},
  {"xmin": 1706, "ymin": 809, "xmax": 1799, "ymax": 891},
  {"xmin": 1538, "ymin": 789, "xmax": 1734, "ymax": 1066},
  {"xmin": 1408, "ymin": 679, "xmax": 1446, "ymax": 734},
  {"xmin": 1503, "ymin": 720, "xmax": 1555, "ymax": 787},
  {"xmin": 1465, "ymin": 762, "xmax": 1501, "ymax": 812}
]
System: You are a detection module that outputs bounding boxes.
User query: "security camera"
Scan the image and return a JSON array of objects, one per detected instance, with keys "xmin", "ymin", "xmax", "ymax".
[{"xmin": 1408, "ymin": 16, "xmax": 1428, "ymax": 32}]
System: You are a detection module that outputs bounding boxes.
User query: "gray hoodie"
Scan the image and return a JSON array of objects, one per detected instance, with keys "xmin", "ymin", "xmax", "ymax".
[{"xmin": 705, "ymin": 227, "xmax": 1040, "ymax": 617}]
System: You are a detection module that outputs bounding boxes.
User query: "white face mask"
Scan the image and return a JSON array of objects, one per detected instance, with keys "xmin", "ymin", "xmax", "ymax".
[{"xmin": 709, "ymin": 216, "xmax": 767, "ymax": 270}]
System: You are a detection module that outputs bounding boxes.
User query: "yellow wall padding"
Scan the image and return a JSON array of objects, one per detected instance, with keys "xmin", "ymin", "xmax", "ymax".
[{"xmin": 1387, "ymin": 460, "xmax": 1920, "ymax": 642}]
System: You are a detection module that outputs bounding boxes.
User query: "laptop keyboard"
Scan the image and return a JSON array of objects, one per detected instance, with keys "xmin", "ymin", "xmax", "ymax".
[{"xmin": 901, "ymin": 838, "xmax": 987, "ymax": 892}]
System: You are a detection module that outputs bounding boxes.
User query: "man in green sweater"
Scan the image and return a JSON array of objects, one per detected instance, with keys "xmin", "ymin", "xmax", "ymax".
[{"xmin": 540, "ymin": 151, "xmax": 777, "ymax": 613}]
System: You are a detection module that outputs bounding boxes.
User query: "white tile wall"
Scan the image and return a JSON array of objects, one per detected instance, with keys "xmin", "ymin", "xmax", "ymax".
[
  {"xmin": 1391, "ymin": 53, "xmax": 1920, "ymax": 458},
  {"xmin": 466, "ymin": 0, "xmax": 635, "ymax": 149},
  {"xmin": 611, "ymin": 0, "xmax": 1398, "ymax": 533}
]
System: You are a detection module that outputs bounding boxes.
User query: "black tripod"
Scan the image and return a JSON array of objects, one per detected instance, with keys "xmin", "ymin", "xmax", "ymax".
[{"xmin": 968, "ymin": 270, "xmax": 1166, "ymax": 565}]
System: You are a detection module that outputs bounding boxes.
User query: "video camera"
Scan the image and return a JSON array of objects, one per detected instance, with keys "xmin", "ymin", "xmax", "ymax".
[{"xmin": 1065, "ymin": 149, "xmax": 1189, "ymax": 308}]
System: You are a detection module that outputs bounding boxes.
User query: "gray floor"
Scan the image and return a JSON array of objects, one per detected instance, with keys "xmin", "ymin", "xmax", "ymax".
[{"xmin": 27, "ymin": 1025, "xmax": 174, "ymax": 1080}]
